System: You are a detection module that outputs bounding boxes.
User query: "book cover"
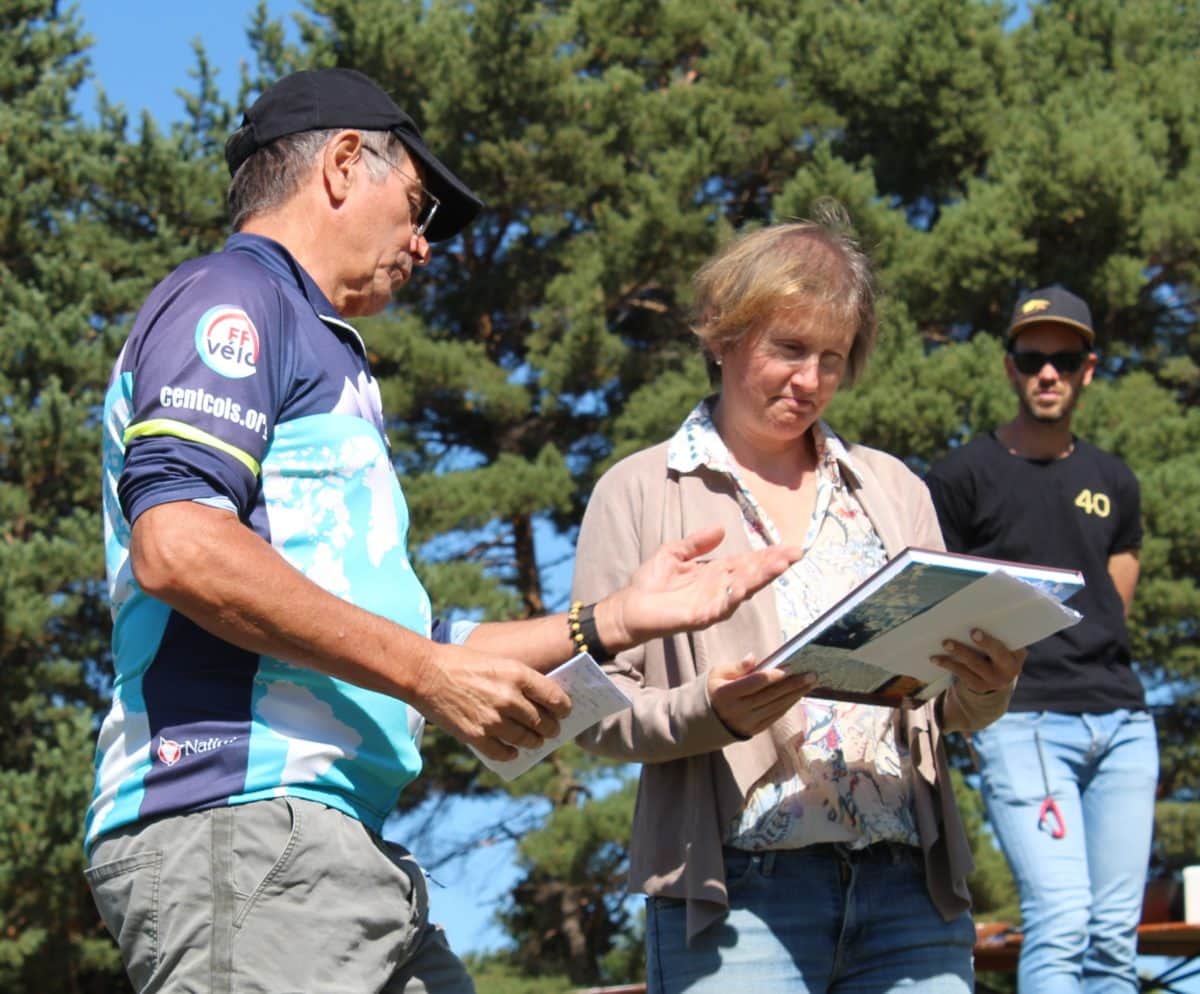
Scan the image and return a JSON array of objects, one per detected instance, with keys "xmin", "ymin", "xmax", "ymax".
[{"xmin": 758, "ymin": 548, "xmax": 1084, "ymax": 707}]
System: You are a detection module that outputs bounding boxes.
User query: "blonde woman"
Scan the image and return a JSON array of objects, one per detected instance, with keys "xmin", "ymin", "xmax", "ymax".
[{"xmin": 573, "ymin": 208, "xmax": 1025, "ymax": 994}]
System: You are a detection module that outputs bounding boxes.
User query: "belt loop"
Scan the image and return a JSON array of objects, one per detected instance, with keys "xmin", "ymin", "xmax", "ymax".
[
  {"xmin": 831, "ymin": 842, "xmax": 851, "ymax": 884},
  {"xmin": 761, "ymin": 851, "xmax": 776, "ymax": 877}
]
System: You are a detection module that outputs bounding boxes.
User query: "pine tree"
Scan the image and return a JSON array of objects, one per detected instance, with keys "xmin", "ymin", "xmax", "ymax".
[
  {"xmin": 0, "ymin": 1, "xmax": 237, "ymax": 988},
  {"xmin": 0, "ymin": 2, "xmax": 135, "ymax": 989}
]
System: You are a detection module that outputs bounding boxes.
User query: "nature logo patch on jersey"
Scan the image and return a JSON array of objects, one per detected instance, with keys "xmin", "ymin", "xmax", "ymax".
[
  {"xmin": 196, "ymin": 306, "xmax": 261, "ymax": 378},
  {"xmin": 157, "ymin": 737, "xmax": 182, "ymax": 766}
]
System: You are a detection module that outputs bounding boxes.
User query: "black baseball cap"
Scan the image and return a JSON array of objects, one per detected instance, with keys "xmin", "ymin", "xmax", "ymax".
[
  {"xmin": 224, "ymin": 68, "xmax": 483, "ymax": 242},
  {"xmin": 1006, "ymin": 286, "xmax": 1095, "ymax": 347}
]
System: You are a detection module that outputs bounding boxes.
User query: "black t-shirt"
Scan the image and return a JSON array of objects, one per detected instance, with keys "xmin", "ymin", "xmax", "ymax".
[{"xmin": 925, "ymin": 432, "xmax": 1144, "ymax": 713}]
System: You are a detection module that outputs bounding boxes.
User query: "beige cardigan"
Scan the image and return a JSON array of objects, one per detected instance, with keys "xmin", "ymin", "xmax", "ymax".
[{"xmin": 573, "ymin": 436, "xmax": 1014, "ymax": 942}]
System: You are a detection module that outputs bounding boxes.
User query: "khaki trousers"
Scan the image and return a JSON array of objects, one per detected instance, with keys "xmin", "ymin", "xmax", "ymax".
[{"xmin": 86, "ymin": 797, "xmax": 474, "ymax": 994}]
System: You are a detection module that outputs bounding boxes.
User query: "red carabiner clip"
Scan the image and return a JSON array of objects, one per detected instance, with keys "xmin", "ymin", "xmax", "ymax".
[{"xmin": 1038, "ymin": 796, "xmax": 1067, "ymax": 839}]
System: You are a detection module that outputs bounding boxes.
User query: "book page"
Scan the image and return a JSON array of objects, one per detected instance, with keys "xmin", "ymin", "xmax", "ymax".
[
  {"xmin": 770, "ymin": 639, "xmax": 950, "ymax": 707},
  {"xmin": 855, "ymin": 570, "xmax": 1082, "ymax": 682},
  {"xmin": 807, "ymin": 561, "xmax": 986, "ymax": 651},
  {"xmin": 471, "ymin": 652, "xmax": 631, "ymax": 781},
  {"xmin": 754, "ymin": 550, "xmax": 1084, "ymax": 707}
]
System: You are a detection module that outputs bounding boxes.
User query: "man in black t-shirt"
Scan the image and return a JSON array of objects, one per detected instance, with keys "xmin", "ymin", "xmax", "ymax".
[{"xmin": 927, "ymin": 286, "xmax": 1157, "ymax": 994}]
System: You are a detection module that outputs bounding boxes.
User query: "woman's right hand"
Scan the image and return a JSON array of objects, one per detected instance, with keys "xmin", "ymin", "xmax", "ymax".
[{"xmin": 707, "ymin": 655, "xmax": 818, "ymax": 738}]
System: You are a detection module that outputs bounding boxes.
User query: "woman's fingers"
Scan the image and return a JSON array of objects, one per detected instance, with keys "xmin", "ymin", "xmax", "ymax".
[
  {"xmin": 930, "ymin": 629, "xmax": 1027, "ymax": 693},
  {"xmin": 709, "ymin": 656, "xmax": 817, "ymax": 736}
]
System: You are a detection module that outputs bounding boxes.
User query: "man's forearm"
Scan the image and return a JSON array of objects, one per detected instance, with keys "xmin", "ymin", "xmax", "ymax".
[
  {"xmin": 1107, "ymin": 550, "xmax": 1140, "ymax": 617},
  {"xmin": 131, "ymin": 500, "xmax": 439, "ymax": 702},
  {"xmin": 130, "ymin": 500, "xmax": 571, "ymax": 761},
  {"xmin": 464, "ymin": 598, "xmax": 628, "ymax": 673},
  {"xmin": 466, "ymin": 528, "xmax": 800, "ymax": 671}
]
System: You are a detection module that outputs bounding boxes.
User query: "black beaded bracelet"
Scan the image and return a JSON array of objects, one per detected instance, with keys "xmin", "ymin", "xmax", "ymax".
[{"xmin": 567, "ymin": 600, "xmax": 614, "ymax": 663}]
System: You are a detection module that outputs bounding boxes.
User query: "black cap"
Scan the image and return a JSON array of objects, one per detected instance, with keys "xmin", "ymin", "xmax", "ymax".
[
  {"xmin": 1007, "ymin": 286, "xmax": 1095, "ymax": 347},
  {"xmin": 224, "ymin": 68, "xmax": 482, "ymax": 242}
]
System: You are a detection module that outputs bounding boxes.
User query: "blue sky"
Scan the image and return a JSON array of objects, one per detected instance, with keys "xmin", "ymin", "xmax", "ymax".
[{"xmin": 75, "ymin": 0, "xmax": 299, "ymax": 125}]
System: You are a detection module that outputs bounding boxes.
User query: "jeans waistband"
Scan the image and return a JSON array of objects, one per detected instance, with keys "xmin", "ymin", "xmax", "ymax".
[{"xmin": 724, "ymin": 841, "xmax": 922, "ymax": 875}]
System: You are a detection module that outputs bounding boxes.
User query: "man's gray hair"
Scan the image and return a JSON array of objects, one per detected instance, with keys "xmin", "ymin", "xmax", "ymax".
[{"xmin": 226, "ymin": 128, "xmax": 404, "ymax": 231}]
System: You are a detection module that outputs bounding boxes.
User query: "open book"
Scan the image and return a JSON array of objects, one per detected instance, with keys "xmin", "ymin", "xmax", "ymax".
[{"xmin": 757, "ymin": 547, "xmax": 1085, "ymax": 707}]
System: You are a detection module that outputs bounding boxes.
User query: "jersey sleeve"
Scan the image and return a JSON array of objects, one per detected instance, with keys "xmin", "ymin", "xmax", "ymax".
[
  {"xmin": 1110, "ymin": 459, "xmax": 1143, "ymax": 554},
  {"xmin": 430, "ymin": 619, "xmax": 479, "ymax": 645},
  {"xmin": 924, "ymin": 453, "xmax": 975, "ymax": 554},
  {"xmin": 117, "ymin": 264, "xmax": 291, "ymax": 524}
]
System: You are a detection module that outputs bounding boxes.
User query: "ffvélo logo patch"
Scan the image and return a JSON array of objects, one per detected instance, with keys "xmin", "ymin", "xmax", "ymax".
[{"xmin": 195, "ymin": 306, "xmax": 260, "ymax": 379}]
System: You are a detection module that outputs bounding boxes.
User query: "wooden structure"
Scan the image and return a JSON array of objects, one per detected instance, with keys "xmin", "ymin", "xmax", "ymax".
[{"xmin": 974, "ymin": 921, "xmax": 1200, "ymax": 993}]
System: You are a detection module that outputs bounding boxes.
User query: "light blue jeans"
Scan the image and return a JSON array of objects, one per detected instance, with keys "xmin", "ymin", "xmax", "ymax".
[
  {"xmin": 645, "ymin": 844, "xmax": 976, "ymax": 994},
  {"xmin": 973, "ymin": 709, "xmax": 1158, "ymax": 994}
]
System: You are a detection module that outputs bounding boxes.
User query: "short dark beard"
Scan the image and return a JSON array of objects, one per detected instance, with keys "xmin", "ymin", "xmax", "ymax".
[{"xmin": 1017, "ymin": 389, "xmax": 1077, "ymax": 425}]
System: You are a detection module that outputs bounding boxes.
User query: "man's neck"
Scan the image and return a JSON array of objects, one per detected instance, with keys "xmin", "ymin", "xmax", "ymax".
[
  {"xmin": 995, "ymin": 413, "xmax": 1075, "ymax": 461},
  {"xmin": 241, "ymin": 207, "xmax": 342, "ymax": 313}
]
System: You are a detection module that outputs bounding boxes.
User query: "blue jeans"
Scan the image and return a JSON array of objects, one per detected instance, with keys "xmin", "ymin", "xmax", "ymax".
[
  {"xmin": 973, "ymin": 709, "xmax": 1158, "ymax": 994},
  {"xmin": 645, "ymin": 844, "xmax": 975, "ymax": 994}
]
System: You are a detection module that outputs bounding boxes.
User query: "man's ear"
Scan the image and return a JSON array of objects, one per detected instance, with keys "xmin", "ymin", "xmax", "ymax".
[
  {"xmin": 322, "ymin": 130, "xmax": 363, "ymax": 204},
  {"xmin": 1080, "ymin": 351, "xmax": 1098, "ymax": 387},
  {"xmin": 1002, "ymin": 351, "xmax": 1021, "ymax": 390}
]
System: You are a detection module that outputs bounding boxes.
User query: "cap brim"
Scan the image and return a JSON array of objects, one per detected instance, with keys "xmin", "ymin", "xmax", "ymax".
[
  {"xmin": 394, "ymin": 128, "xmax": 483, "ymax": 242},
  {"xmin": 1008, "ymin": 315, "xmax": 1095, "ymax": 346}
]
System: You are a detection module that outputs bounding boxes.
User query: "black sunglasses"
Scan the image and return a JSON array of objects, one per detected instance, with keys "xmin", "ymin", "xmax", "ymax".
[{"xmin": 1009, "ymin": 349, "xmax": 1088, "ymax": 375}]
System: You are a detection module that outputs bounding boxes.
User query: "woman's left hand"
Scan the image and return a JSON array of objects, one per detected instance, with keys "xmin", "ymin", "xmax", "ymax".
[{"xmin": 930, "ymin": 629, "xmax": 1027, "ymax": 694}]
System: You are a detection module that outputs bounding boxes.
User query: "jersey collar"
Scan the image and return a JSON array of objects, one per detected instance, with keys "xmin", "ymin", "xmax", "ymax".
[
  {"xmin": 224, "ymin": 233, "xmax": 369, "ymax": 355},
  {"xmin": 224, "ymin": 233, "xmax": 337, "ymax": 311}
]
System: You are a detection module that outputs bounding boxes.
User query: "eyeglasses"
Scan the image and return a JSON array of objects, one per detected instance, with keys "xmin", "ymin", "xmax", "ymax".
[
  {"xmin": 1009, "ymin": 349, "xmax": 1088, "ymax": 375},
  {"xmin": 361, "ymin": 145, "xmax": 440, "ymax": 238}
]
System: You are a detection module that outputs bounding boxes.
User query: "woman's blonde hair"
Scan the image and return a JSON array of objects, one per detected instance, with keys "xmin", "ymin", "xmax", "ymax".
[{"xmin": 691, "ymin": 199, "xmax": 879, "ymax": 385}]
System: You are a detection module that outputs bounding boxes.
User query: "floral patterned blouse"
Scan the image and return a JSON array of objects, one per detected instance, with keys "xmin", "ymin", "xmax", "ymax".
[{"xmin": 666, "ymin": 399, "xmax": 919, "ymax": 851}]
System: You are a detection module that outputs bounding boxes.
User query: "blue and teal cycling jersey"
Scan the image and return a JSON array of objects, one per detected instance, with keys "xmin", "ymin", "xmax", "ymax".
[{"xmin": 87, "ymin": 234, "xmax": 427, "ymax": 849}]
